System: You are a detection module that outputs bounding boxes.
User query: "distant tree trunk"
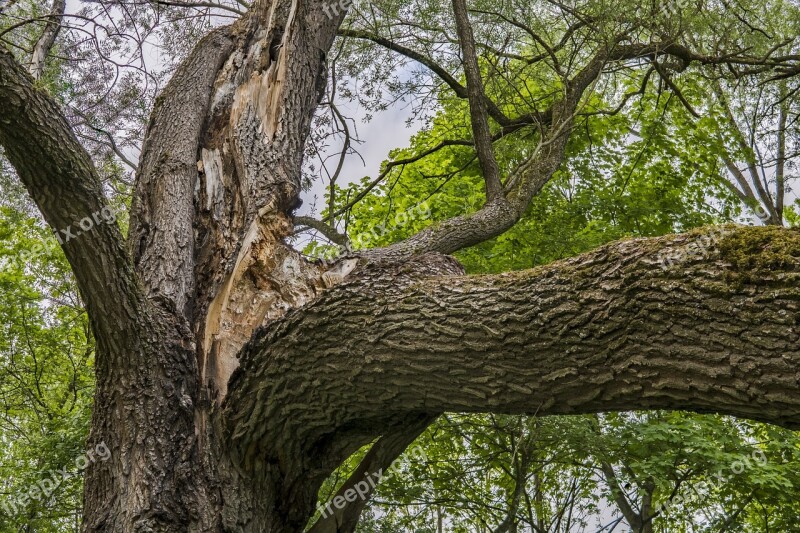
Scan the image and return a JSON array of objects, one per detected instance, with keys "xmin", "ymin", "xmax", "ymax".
[{"xmin": 1, "ymin": 1, "xmax": 800, "ymax": 531}]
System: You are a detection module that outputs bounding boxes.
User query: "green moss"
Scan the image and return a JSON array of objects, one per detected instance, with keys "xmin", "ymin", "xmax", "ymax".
[{"xmin": 718, "ymin": 226, "xmax": 800, "ymax": 286}]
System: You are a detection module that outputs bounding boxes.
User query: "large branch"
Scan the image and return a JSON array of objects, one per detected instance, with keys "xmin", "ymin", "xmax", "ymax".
[
  {"xmin": 356, "ymin": 90, "xmax": 570, "ymax": 260},
  {"xmin": 0, "ymin": 46, "xmax": 140, "ymax": 341},
  {"xmin": 225, "ymin": 225, "xmax": 800, "ymax": 462},
  {"xmin": 361, "ymin": 39, "xmax": 772, "ymax": 261}
]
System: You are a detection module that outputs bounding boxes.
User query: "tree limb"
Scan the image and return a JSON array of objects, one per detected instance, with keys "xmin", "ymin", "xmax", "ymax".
[
  {"xmin": 324, "ymin": 138, "xmax": 474, "ymax": 222},
  {"xmin": 493, "ymin": 432, "xmax": 531, "ymax": 533},
  {"xmin": 27, "ymin": 0, "xmax": 65, "ymax": 79},
  {"xmin": 776, "ymin": 84, "xmax": 787, "ymax": 220},
  {"xmin": 362, "ymin": 41, "xmax": 615, "ymax": 260},
  {"xmin": 363, "ymin": 39, "xmax": 790, "ymax": 261},
  {"xmin": 452, "ymin": 0, "xmax": 503, "ymax": 201},
  {"xmin": 147, "ymin": 0, "xmax": 245, "ymax": 15},
  {"xmin": 712, "ymin": 80, "xmax": 780, "ymax": 224},
  {"xmin": 294, "ymin": 216, "xmax": 350, "ymax": 247},
  {"xmin": 652, "ymin": 61, "xmax": 700, "ymax": 118},
  {"xmin": 716, "ymin": 491, "xmax": 756, "ymax": 532},
  {"xmin": 599, "ymin": 460, "xmax": 644, "ymax": 531},
  {"xmin": 337, "ymin": 27, "xmax": 512, "ymax": 126},
  {"xmin": 127, "ymin": 26, "xmax": 235, "ymax": 315},
  {"xmin": 307, "ymin": 414, "xmax": 435, "ymax": 533},
  {"xmin": 225, "ymin": 225, "xmax": 800, "ymax": 464},
  {"xmin": 72, "ymin": 107, "xmax": 138, "ymax": 171},
  {"xmin": 0, "ymin": 45, "xmax": 139, "ymax": 341}
]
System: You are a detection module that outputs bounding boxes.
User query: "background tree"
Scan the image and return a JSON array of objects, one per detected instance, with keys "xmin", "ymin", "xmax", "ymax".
[{"xmin": 0, "ymin": 188, "xmax": 95, "ymax": 531}]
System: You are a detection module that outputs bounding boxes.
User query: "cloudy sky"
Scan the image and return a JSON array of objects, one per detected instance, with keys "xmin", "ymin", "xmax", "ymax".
[{"xmin": 298, "ymin": 97, "xmax": 421, "ymax": 220}]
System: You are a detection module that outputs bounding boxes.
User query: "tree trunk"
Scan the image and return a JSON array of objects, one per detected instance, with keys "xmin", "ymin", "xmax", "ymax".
[
  {"xmin": 84, "ymin": 1, "xmax": 350, "ymax": 530},
  {"xmin": 2, "ymin": 3, "xmax": 800, "ymax": 532}
]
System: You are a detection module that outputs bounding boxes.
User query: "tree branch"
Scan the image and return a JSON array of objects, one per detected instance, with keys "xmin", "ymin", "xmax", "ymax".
[
  {"xmin": 361, "ymin": 41, "xmax": 615, "ymax": 260},
  {"xmin": 776, "ymin": 84, "xmax": 787, "ymax": 220},
  {"xmin": 361, "ymin": 39, "xmax": 789, "ymax": 261},
  {"xmin": 327, "ymin": 101, "xmax": 351, "ymax": 224},
  {"xmin": 468, "ymin": 8, "xmax": 566, "ymax": 73},
  {"xmin": 294, "ymin": 216, "xmax": 350, "ymax": 247},
  {"xmin": 652, "ymin": 61, "xmax": 700, "ymax": 118},
  {"xmin": 72, "ymin": 107, "xmax": 138, "ymax": 171},
  {"xmin": 225, "ymin": 225, "xmax": 800, "ymax": 464},
  {"xmin": 127, "ymin": 26, "xmax": 235, "ymax": 315},
  {"xmin": 147, "ymin": 0, "xmax": 245, "ymax": 16},
  {"xmin": 716, "ymin": 491, "xmax": 756, "ymax": 532},
  {"xmin": 0, "ymin": 45, "xmax": 139, "ymax": 341},
  {"xmin": 452, "ymin": 0, "xmax": 503, "ymax": 201},
  {"xmin": 599, "ymin": 460, "xmax": 643, "ymax": 531},
  {"xmin": 337, "ymin": 27, "xmax": 512, "ymax": 126},
  {"xmin": 325, "ymin": 138, "xmax": 473, "ymax": 222},
  {"xmin": 493, "ymin": 432, "xmax": 531, "ymax": 533},
  {"xmin": 307, "ymin": 414, "xmax": 435, "ymax": 533},
  {"xmin": 27, "ymin": 0, "xmax": 65, "ymax": 79},
  {"xmin": 712, "ymin": 80, "xmax": 780, "ymax": 224}
]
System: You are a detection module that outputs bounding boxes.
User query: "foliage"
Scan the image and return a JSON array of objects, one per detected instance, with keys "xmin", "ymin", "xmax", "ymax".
[
  {"xmin": 0, "ymin": 203, "xmax": 94, "ymax": 532},
  {"xmin": 1, "ymin": 0, "xmax": 800, "ymax": 530}
]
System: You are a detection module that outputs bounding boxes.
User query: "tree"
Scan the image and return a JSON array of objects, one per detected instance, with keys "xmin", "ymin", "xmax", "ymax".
[{"xmin": 1, "ymin": 0, "xmax": 800, "ymax": 531}]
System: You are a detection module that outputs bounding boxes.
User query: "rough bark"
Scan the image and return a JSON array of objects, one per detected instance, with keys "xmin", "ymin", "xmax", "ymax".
[
  {"xmin": 227, "ymin": 226, "xmax": 800, "ymax": 457},
  {"xmin": 128, "ymin": 25, "xmax": 236, "ymax": 318},
  {"xmin": 0, "ymin": 45, "xmax": 197, "ymax": 532},
  {"xmin": 3, "ymin": 2, "xmax": 347, "ymax": 530},
  {"xmin": 452, "ymin": 0, "xmax": 503, "ymax": 200},
  {"xmin": 0, "ymin": 47, "xmax": 139, "ymax": 348}
]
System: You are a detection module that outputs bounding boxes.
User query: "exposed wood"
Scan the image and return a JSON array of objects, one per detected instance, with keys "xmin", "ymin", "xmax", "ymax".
[
  {"xmin": 4, "ymin": 2, "xmax": 800, "ymax": 531},
  {"xmin": 128, "ymin": 26, "xmax": 236, "ymax": 317}
]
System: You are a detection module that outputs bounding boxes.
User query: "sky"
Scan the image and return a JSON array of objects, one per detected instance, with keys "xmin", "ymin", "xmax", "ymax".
[{"xmin": 298, "ymin": 97, "xmax": 421, "ymax": 220}]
